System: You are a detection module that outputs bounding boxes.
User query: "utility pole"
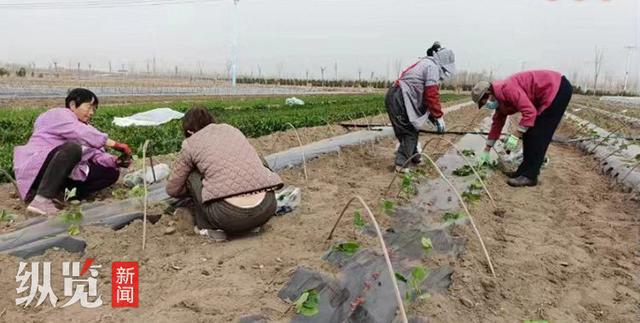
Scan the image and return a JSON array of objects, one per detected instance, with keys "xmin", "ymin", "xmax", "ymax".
[
  {"xmin": 320, "ymin": 66, "xmax": 326, "ymax": 82},
  {"xmin": 623, "ymin": 45, "xmax": 636, "ymax": 93},
  {"xmin": 593, "ymin": 46, "xmax": 605, "ymax": 95},
  {"xmin": 109, "ymin": 61, "xmax": 112, "ymax": 73},
  {"xmin": 231, "ymin": 0, "xmax": 239, "ymax": 87},
  {"xmin": 334, "ymin": 60, "xmax": 338, "ymax": 81}
]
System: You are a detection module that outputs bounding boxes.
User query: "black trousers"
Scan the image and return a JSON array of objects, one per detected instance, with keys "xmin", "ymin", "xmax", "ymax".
[
  {"xmin": 385, "ymin": 85, "xmax": 420, "ymax": 166},
  {"xmin": 186, "ymin": 171, "xmax": 276, "ymax": 234},
  {"xmin": 516, "ymin": 76, "xmax": 573, "ymax": 180},
  {"xmin": 26, "ymin": 142, "xmax": 120, "ymax": 202}
]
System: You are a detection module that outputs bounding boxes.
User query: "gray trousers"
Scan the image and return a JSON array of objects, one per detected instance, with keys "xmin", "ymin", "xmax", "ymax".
[
  {"xmin": 186, "ymin": 171, "xmax": 276, "ymax": 234},
  {"xmin": 385, "ymin": 85, "xmax": 420, "ymax": 166}
]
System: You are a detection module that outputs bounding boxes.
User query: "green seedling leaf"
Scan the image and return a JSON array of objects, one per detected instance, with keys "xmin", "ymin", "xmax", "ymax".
[
  {"xmin": 418, "ymin": 292, "xmax": 431, "ymax": 300},
  {"xmin": 394, "ymin": 272, "xmax": 408, "ymax": 283},
  {"xmin": 421, "ymin": 237, "xmax": 433, "ymax": 253},
  {"xmin": 0, "ymin": 209, "xmax": 15, "ymax": 222},
  {"xmin": 443, "ymin": 212, "xmax": 465, "ymax": 223},
  {"xmin": 353, "ymin": 210, "xmax": 365, "ymax": 230},
  {"xmin": 400, "ymin": 172, "xmax": 417, "ymax": 196},
  {"xmin": 294, "ymin": 289, "xmax": 319, "ymax": 317},
  {"xmin": 452, "ymin": 165, "xmax": 474, "ymax": 177},
  {"xmin": 469, "ymin": 179, "xmax": 483, "ymax": 190},
  {"xmin": 112, "ymin": 188, "xmax": 128, "ymax": 200},
  {"xmin": 129, "ymin": 185, "xmax": 147, "ymax": 198},
  {"xmin": 67, "ymin": 224, "xmax": 80, "ymax": 236},
  {"xmin": 64, "ymin": 187, "xmax": 77, "ymax": 201},
  {"xmin": 379, "ymin": 199, "xmax": 395, "ymax": 215},
  {"xmin": 462, "ymin": 149, "xmax": 475, "ymax": 157},
  {"xmin": 333, "ymin": 242, "xmax": 360, "ymax": 256},
  {"xmin": 410, "ymin": 266, "xmax": 428, "ymax": 285},
  {"xmin": 462, "ymin": 191, "xmax": 481, "ymax": 203}
]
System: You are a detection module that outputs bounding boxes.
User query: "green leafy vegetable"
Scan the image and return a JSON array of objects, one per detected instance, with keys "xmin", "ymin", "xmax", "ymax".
[
  {"xmin": 333, "ymin": 242, "xmax": 360, "ymax": 256},
  {"xmin": 421, "ymin": 237, "xmax": 433, "ymax": 253},
  {"xmin": 294, "ymin": 289, "xmax": 319, "ymax": 317}
]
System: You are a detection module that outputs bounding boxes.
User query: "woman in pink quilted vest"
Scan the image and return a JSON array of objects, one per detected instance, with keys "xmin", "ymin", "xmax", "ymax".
[{"xmin": 166, "ymin": 107, "xmax": 284, "ymax": 241}]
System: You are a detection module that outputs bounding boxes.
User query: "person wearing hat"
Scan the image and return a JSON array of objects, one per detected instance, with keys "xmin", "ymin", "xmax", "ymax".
[
  {"xmin": 472, "ymin": 70, "xmax": 573, "ymax": 187},
  {"xmin": 385, "ymin": 42, "xmax": 456, "ymax": 172}
]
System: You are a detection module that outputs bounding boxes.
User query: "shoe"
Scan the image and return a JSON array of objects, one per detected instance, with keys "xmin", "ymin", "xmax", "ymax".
[
  {"xmin": 504, "ymin": 171, "xmax": 520, "ymax": 179},
  {"xmin": 26, "ymin": 195, "xmax": 60, "ymax": 216},
  {"xmin": 507, "ymin": 176, "xmax": 538, "ymax": 187}
]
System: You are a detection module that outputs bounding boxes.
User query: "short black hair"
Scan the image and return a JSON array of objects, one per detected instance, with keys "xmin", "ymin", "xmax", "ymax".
[{"xmin": 65, "ymin": 88, "xmax": 99, "ymax": 109}]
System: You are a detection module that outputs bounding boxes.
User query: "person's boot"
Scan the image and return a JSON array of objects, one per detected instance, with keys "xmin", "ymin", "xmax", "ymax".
[
  {"xmin": 504, "ymin": 171, "xmax": 520, "ymax": 179},
  {"xmin": 26, "ymin": 195, "xmax": 60, "ymax": 216},
  {"xmin": 507, "ymin": 176, "xmax": 538, "ymax": 187}
]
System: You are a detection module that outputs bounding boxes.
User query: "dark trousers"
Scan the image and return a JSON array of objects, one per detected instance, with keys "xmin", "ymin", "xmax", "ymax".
[
  {"xmin": 385, "ymin": 85, "xmax": 420, "ymax": 166},
  {"xmin": 26, "ymin": 142, "xmax": 120, "ymax": 202},
  {"xmin": 516, "ymin": 76, "xmax": 573, "ymax": 180},
  {"xmin": 186, "ymin": 171, "xmax": 276, "ymax": 234}
]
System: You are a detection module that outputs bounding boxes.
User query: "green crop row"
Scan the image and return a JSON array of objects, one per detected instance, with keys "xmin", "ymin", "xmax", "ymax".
[{"xmin": 0, "ymin": 93, "xmax": 465, "ymax": 182}]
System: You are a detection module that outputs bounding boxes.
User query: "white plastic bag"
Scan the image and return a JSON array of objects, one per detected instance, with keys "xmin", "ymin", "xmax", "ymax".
[
  {"xmin": 123, "ymin": 163, "xmax": 171, "ymax": 187},
  {"xmin": 285, "ymin": 97, "xmax": 305, "ymax": 106},
  {"xmin": 275, "ymin": 186, "xmax": 301, "ymax": 215},
  {"xmin": 113, "ymin": 108, "xmax": 184, "ymax": 127}
]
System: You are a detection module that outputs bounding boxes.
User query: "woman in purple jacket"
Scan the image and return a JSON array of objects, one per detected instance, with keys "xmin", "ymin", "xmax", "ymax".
[
  {"xmin": 471, "ymin": 70, "xmax": 573, "ymax": 187},
  {"xmin": 13, "ymin": 88, "xmax": 132, "ymax": 216}
]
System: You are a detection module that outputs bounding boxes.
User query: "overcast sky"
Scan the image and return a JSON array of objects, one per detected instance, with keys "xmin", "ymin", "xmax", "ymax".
[{"xmin": 1, "ymin": 0, "xmax": 638, "ymax": 84}]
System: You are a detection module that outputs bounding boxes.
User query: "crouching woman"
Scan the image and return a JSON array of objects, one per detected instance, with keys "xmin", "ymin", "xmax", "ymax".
[{"xmin": 166, "ymin": 107, "xmax": 283, "ymax": 239}]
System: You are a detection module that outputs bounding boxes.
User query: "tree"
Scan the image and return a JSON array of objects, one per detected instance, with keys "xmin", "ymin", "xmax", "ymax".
[
  {"xmin": 0, "ymin": 68, "xmax": 9, "ymax": 77},
  {"xmin": 16, "ymin": 67, "xmax": 26, "ymax": 77}
]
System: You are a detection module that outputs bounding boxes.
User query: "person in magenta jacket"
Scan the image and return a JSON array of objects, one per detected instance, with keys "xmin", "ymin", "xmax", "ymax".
[
  {"xmin": 13, "ymin": 88, "xmax": 132, "ymax": 216},
  {"xmin": 471, "ymin": 70, "xmax": 573, "ymax": 187}
]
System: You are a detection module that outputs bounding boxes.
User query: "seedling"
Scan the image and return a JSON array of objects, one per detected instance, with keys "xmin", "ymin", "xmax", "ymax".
[
  {"xmin": 396, "ymin": 266, "xmax": 430, "ymax": 302},
  {"xmin": 59, "ymin": 187, "xmax": 83, "ymax": 236},
  {"xmin": 112, "ymin": 188, "xmax": 128, "ymax": 200},
  {"xmin": 421, "ymin": 237, "xmax": 433, "ymax": 253},
  {"xmin": 333, "ymin": 242, "xmax": 360, "ymax": 256},
  {"xmin": 468, "ymin": 179, "xmax": 484, "ymax": 191},
  {"xmin": 462, "ymin": 191, "xmax": 482, "ymax": 204},
  {"xmin": 462, "ymin": 149, "xmax": 475, "ymax": 157},
  {"xmin": 353, "ymin": 210, "xmax": 365, "ymax": 230},
  {"xmin": 442, "ymin": 211, "xmax": 466, "ymax": 223},
  {"xmin": 294, "ymin": 289, "xmax": 319, "ymax": 317},
  {"xmin": 129, "ymin": 185, "xmax": 147, "ymax": 198},
  {"xmin": 453, "ymin": 165, "xmax": 474, "ymax": 177},
  {"xmin": 400, "ymin": 171, "xmax": 417, "ymax": 197},
  {"xmin": 379, "ymin": 199, "xmax": 395, "ymax": 215},
  {"xmin": 0, "ymin": 209, "xmax": 15, "ymax": 222}
]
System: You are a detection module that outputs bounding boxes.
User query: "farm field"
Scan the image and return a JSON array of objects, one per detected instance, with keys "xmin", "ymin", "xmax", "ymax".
[{"xmin": 0, "ymin": 93, "xmax": 638, "ymax": 322}]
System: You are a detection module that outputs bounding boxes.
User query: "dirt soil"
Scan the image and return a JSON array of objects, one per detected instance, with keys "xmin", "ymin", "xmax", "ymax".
[{"xmin": 0, "ymin": 104, "xmax": 638, "ymax": 323}]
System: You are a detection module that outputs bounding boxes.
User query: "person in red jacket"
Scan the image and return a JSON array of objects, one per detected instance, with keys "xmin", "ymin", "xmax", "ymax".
[
  {"xmin": 385, "ymin": 42, "xmax": 456, "ymax": 172},
  {"xmin": 472, "ymin": 70, "xmax": 573, "ymax": 187}
]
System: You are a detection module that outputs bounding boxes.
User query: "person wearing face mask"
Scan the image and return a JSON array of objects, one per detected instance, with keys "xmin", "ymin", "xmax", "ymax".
[
  {"xmin": 385, "ymin": 42, "xmax": 456, "ymax": 172},
  {"xmin": 471, "ymin": 70, "xmax": 573, "ymax": 187},
  {"xmin": 13, "ymin": 88, "xmax": 132, "ymax": 216}
]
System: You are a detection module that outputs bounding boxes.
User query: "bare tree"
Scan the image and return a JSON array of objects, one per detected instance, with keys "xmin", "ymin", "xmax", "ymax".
[
  {"xmin": 358, "ymin": 67, "xmax": 362, "ymax": 81},
  {"xmin": 320, "ymin": 66, "xmax": 326, "ymax": 81},
  {"xmin": 334, "ymin": 60, "xmax": 338, "ymax": 80},
  {"xmin": 276, "ymin": 62, "xmax": 285, "ymax": 80},
  {"xmin": 394, "ymin": 59, "xmax": 403, "ymax": 78},
  {"xmin": 593, "ymin": 46, "xmax": 604, "ymax": 95}
]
